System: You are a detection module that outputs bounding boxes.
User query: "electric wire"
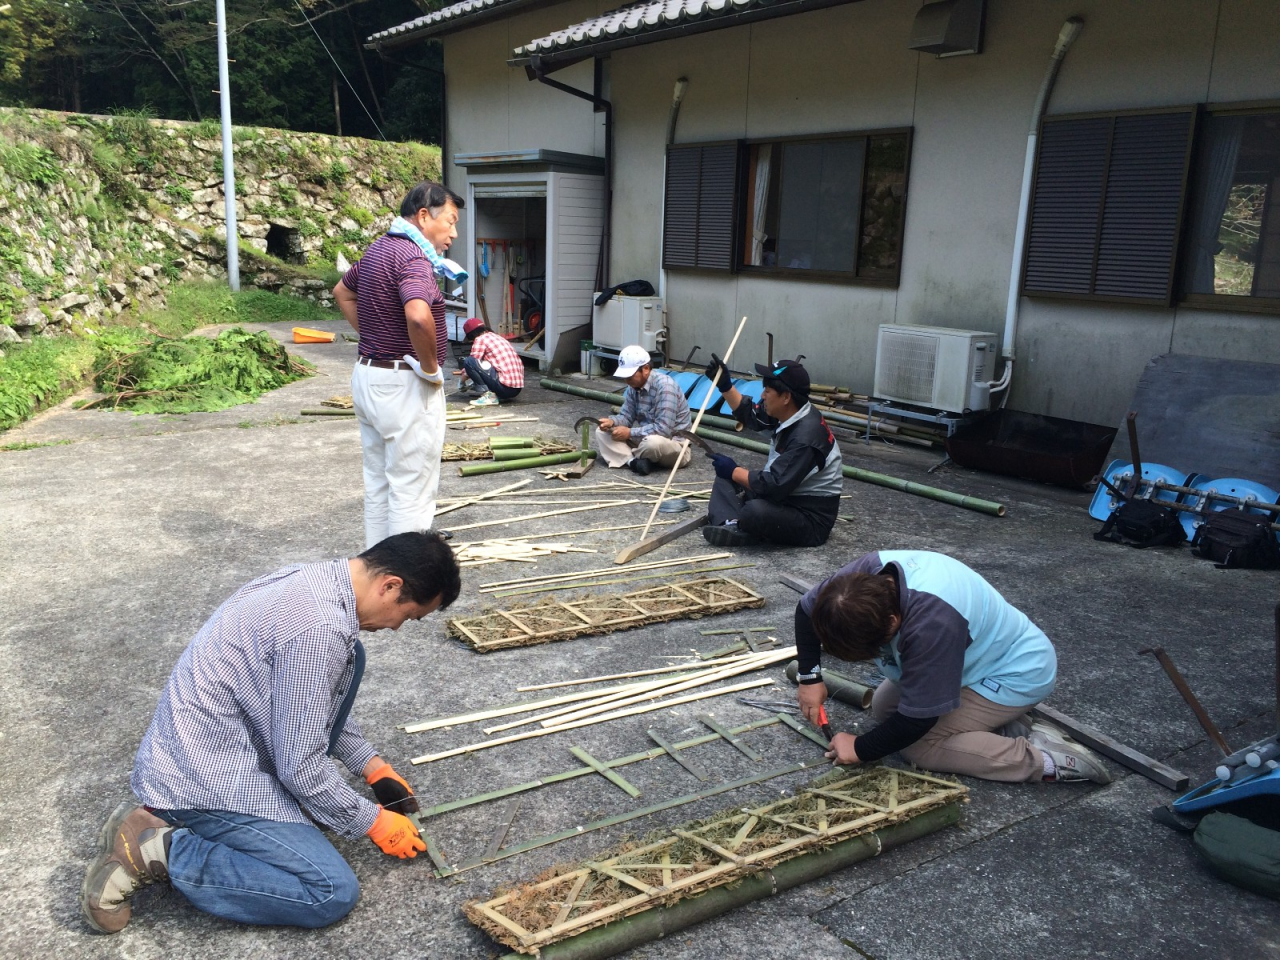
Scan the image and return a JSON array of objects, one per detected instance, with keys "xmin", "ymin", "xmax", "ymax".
[{"xmin": 291, "ymin": 0, "xmax": 387, "ymax": 141}]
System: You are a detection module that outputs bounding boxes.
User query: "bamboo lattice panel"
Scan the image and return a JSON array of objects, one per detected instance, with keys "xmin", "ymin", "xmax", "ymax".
[
  {"xmin": 448, "ymin": 577, "xmax": 765, "ymax": 652},
  {"xmin": 466, "ymin": 766, "xmax": 967, "ymax": 953}
]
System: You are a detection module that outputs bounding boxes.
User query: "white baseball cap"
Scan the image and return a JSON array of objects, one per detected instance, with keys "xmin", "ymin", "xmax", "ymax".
[{"xmin": 614, "ymin": 345, "xmax": 652, "ymax": 378}]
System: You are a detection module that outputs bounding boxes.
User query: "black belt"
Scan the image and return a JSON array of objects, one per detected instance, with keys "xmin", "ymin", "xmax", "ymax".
[{"xmin": 357, "ymin": 356, "xmax": 412, "ymax": 370}]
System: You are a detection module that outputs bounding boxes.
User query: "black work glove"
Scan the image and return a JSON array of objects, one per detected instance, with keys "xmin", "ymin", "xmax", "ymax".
[
  {"xmin": 704, "ymin": 353, "xmax": 733, "ymax": 392},
  {"xmin": 365, "ymin": 760, "xmax": 420, "ymax": 814}
]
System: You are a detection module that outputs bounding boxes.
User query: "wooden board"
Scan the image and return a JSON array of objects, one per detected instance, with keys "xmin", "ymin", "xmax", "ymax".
[
  {"xmin": 1031, "ymin": 703, "xmax": 1189, "ymax": 791},
  {"xmin": 1107, "ymin": 353, "xmax": 1280, "ymax": 488}
]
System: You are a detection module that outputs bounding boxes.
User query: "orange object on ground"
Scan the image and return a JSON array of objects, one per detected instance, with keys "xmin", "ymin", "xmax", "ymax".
[{"xmin": 292, "ymin": 327, "xmax": 336, "ymax": 343}]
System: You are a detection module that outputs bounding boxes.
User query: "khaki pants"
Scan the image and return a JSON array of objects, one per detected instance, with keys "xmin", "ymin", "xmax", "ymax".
[
  {"xmin": 871, "ymin": 679, "xmax": 1044, "ymax": 783},
  {"xmin": 594, "ymin": 428, "xmax": 692, "ymax": 469}
]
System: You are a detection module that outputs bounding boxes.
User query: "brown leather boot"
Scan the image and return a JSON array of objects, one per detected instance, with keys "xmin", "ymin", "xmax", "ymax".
[{"xmin": 81, "ymin": 803, "xmax": 172, "ymax": 933}]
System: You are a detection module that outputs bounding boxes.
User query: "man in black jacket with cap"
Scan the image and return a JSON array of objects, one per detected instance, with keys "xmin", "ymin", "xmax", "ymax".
[{"xmin": 700, "ymin": 357, "xmax": 843, "ymax": 548}]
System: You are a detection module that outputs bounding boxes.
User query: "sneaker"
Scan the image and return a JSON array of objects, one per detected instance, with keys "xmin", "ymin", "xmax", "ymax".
[
  {"xmin": 82, "ymin": 803, "xmax": 173, "ymax": 933},
  {"xmin": 628, "ymin": 458, "xmax": 654, "ymax": 476},
  {"xmin": 1029, "ymin": 722, "xmax": 1112, "ymax": 784},
  {"xmin": 702, "ymin": 522, "xmax": 759, "ymax": 547},
  {"xmin": 470, "ymin": 392, "xmax": 500, "ymax": 407}
]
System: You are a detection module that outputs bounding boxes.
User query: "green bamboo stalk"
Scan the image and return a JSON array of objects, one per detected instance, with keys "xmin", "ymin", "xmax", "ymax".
[
  {"xmin": 691, "ymin": 425, "xmax": 1007, "ymax": 517},
  {"xmin": 300, "ymin": 409, "xmax": 357, "ymax": 416},
  {"xmin": 496, "ymin": 803, "xmax": 964, "ymax": 960},
  {"xmin": 537, "ymin": 377, "xmax": 743, "ymax": 432},
  {"xmin": 415, "ymin": 716, "xmax": 784, "ymax": 819},
  {"xmin": 490, "ymin": 563, "xmax": 755, "ymax": 598},
  {"xmin": 459, "ymin": 450, "xmax": 598, "ymax": 477},
  {"xmin": 492, "ymin": 446, "xmax": 567, "ymax": 461}
]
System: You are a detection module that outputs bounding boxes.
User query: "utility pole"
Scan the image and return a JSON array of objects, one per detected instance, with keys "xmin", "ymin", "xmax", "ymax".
[{"xmin": 214, "ymin": 0, "xmax": 240, "ymax": 291}]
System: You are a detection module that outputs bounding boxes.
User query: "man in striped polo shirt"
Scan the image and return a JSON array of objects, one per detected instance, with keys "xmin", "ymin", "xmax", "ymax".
[{"xmin": 333, "ymin": 182, "xmax": 462, "ymax": 548}]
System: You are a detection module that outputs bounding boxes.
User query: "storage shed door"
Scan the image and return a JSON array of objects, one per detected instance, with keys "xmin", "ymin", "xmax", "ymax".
[{"xmin": 549, "ymin": 173, "xmax": 606, "ymax": 335}]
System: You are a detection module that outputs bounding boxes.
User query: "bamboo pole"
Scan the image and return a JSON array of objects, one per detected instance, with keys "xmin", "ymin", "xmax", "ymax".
[
  {"xmin": 459, "ymin": 451, "xmax": 598, "ymax": 476},
  {"xmin": 515, "ymin": 656, "xmax": 752, "ymax": 691},
  {"xmin": 446, "ymin": 499, "xmax": 637, "ymax": 533},
  {"xmin": 409, "ymin": 677, "xmax": 775, "ymax": 764},
  {"xmin": 488, "ymin": 651, "xmax": 776, "ymax": 733},
  {"xmin": 436, "ymin": 478, "xmax": 534, "ymax": 518},
  {"xmin": 401, "ymin": 681, "xmax": 653, "ymax": 733},
  {"xmin": 480, "ymin": 552, "xmax": 733, "ymax": 590},
  {"xmin": 544, "ymin": 648, "xmax": 794, "ymax": 728},
  {"xmin": 483, "ymin": 661, "xmax": 744, "ymax": 734},
  {"xmin": 490, "ymin": 563, "xmax": 755, "ymax": 598},
  {"xmin": 448, "ymin": 520, "xmax": 674, "ymax": 552},
  {"xmin": 631, "ymin": 315, "xmax": 749, "ymax": 550},
  {"xmin": 537, "ymin": 379, "xmax": 744, "ymax": 433},
  {"xmin": 691, "ymin": 425, "xmax": 1008, "ymax": 518}
]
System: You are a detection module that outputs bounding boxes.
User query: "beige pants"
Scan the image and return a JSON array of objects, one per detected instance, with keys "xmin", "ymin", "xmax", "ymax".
[
  {"xmin": 871, "ymin": 679, "xmax": 1044, "ymax": 783},
  {"xmin": 594, "ymin": 428, "xmax": 692, "ymax": 469}
]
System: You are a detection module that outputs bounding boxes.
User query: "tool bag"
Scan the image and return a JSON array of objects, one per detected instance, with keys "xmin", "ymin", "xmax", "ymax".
[
  {"xmin": 1093, "ymin": 499, "xmax": 1185, "ymax": 548},
  {"xmin": 1194, "ymin": 805, "xmax": 1280, "ymax": 900},
  {"xmin": 1190, "ymin": 510, "xmax": 1280, "ymax": 569}
]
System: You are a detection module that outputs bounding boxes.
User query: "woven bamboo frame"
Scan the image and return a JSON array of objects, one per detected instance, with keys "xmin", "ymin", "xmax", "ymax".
[
  {"xmin": 448, "ymin": 577, "xmax": 765, "ymax": 652},
  {"xmin": 466, "ymin": 767, "xmax": 967, "ymax": 954}
]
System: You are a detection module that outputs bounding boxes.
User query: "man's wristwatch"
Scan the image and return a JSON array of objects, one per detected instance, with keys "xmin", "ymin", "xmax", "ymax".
[{"xmin": 797, "ymin": 666, "xmax": 823, "ymax": 685}]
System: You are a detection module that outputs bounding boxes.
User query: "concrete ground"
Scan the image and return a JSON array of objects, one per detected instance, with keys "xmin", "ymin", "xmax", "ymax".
[{"xmin": 2, "ymin": 316, "xmax": 1278, "ymax": 959}]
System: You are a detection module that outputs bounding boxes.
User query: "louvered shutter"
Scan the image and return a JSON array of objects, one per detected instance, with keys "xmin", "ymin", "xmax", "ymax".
[
  {"xmin": 662, "ymin": 143, "xmax": 739, "ymax": 272},
  {"xmin": 1022, "ymin": 109, "xmax": 1194, "ymax": 305}
]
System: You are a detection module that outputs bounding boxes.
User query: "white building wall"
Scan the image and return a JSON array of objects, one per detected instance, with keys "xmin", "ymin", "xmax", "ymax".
[
  {"xmin": 604, "ymin": 0, "xmax": 1280, "ymax": 426},
  {"xmin": 438, "ymin": 0, "xmax": 1280, "ymax": 424}
]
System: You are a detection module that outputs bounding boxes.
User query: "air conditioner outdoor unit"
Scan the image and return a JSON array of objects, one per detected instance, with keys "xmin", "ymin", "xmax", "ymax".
[
  {"xmin": 873, "ymin": 324, "xmax": 999, "ymax": 414},
  {"xmin": 592, "ymin": 295, "xmax": 664, "ymax": 353}
]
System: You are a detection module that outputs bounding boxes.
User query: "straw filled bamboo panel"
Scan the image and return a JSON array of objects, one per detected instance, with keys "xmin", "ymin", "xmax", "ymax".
[
  {"xmin": 465, "ymin": 766, "xmax": 967, "ymax": 953},
  {"xmin": 448, "ymin": 577, "xmax": 766, "ymax": 652}
]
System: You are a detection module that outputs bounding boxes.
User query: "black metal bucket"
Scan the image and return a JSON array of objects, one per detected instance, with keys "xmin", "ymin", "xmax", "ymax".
[{"xmin": 945, "ymin": 409, "xmax": 1117, "ymax": 489}]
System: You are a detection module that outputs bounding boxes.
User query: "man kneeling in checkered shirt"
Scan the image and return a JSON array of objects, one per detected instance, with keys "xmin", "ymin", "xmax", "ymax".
[{"xmin": 81, "ymin": 532, "xmax": 461, "ymax": 933}]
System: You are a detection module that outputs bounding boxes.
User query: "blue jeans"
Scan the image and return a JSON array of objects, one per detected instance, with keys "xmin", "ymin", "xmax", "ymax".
[
  {"xmin": 154, "ymin": 809, "xmax": 359, "ymax": 928},
  {"xmin": 461, "ymin": 355, "xmax": 521, "ymax": 401}
]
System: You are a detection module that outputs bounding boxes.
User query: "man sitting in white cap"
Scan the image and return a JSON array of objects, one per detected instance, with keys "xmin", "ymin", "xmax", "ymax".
[{"xmin": 594, "ymin": 345, "xmax": 692, "ymax": 476}]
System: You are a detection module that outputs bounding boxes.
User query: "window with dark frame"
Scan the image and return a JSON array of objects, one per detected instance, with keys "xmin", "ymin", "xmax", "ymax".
[
  {"xmin": 662, "ymin": 131, "xmax": 910, "ymax": 282},
  {"xmin": 1181, "ymin": 108, "xmax": 1280, "ymax": 305}
]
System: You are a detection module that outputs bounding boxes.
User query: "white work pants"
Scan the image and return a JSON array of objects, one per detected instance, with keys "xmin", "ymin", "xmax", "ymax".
[
  {"xmin": 351, "ymin": 362, "xmax": 445, "ymax": 549},
  {"xmin": 594, "ymin": 428, "xmax": 692, "ymax": 469}
]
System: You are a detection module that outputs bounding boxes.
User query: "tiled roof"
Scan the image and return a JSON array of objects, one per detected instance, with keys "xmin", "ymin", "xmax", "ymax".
[
  {"xmin": 514, "ymin": 0, "xmax": 855, "ymax": 60},
  {"xmin": 367, "ymin": 0, "xmax": 550, "ymax": 46}
]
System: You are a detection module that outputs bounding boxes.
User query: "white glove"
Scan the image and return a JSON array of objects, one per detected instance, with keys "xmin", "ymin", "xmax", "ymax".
[{"xmin": 403, "ymin": 354, "xmax": 445, "ymax": 386}]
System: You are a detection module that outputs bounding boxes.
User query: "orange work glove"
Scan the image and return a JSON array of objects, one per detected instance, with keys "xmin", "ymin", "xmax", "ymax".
[
  {"xmin": 365, "ymin": 759, "xmax": 419, "ymax": 814},
  {"xmin": 367, "ymin": 807, "xmax": 426, "ymax": 859}
]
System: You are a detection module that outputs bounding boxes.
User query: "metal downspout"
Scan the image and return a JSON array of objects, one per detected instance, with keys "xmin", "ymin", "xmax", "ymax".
[
  {"xmin": 529, "ymin": 56, "xmax": 613, "ymax": 291},
  {"xmin": 990, "ymin": 16, "xmax": 1084, "ymax": 401}
]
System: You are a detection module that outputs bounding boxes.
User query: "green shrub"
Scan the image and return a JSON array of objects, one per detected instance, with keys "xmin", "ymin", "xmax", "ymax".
[
  {"xmin": 0, "ymin": 143, "xmax": 62, "ymax": 186},
  {"xmin": 86, "ymin": 326, "xmax": 313, "ymax": 414},
  {"xmin": 104, "ymin": 107, "xmax": 157, "ymax": 155},
  {"xmin": 0, "ymin": 336, "xmax": 97, "ymax": 431},
  {"xmin": 165, "ymin": 184, "xmax": 194, "ymax": 205},
  {"xmin": 343, "ymin": 205, "xmax": 374, "ymax": 229},
  {"xmin": 194, "ymin": 117, "xmax": 221, "ymax": 139}
]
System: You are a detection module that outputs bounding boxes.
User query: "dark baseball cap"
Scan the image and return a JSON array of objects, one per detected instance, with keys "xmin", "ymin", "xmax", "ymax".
[{"xmin": 753, "ymin": 359, "xmax": 810, "ymax": 401}]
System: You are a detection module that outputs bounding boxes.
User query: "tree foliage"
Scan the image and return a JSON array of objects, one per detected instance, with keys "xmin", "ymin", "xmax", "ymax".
[{"xmin": 0, "ymin": 0, "xmax": 442, "ymax": 143}]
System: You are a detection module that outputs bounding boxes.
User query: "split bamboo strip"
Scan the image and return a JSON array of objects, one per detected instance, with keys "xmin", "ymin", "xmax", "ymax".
[
  {"xmin": 436, "ymin": 479, "xmax": 534, "ymax": 518},
  {"xmin": 544, "ymin": 648, "xmax": 794, "ymax": 728},
  {"xmin": 480, "ymin": 553, "xmax": 733, "ymax": 590},
  {"xmin": 416, "ymin": 716, "xmax": 785, "ymax": 819},
  {"xmin": 633, "ymin": 314, "xmax": 749, "ymax": 547},
  {"xmin": 515, "ymin": 656, "xmax": 752, "ymax": 691},
  {"xmin": 698, "ymin": 626, "xmax": 777, "ymax": 636},
  {"xmin": 448, "ymin": 520, "xmax": 674, "ymax": 553},
  {"xmin": 409, "ymin": 677, "xmax": 776, "ymax": 764},
  {"xmin": 482, "ymin": 651, "xmax": 781, "ymax": 734},
  {"xmin": 490, "ymin": 563, "xmax": 755, "ymax": 599},
  {"xmin": 400, "ymin": 682, "xmax": 654, "ymax": 734},
  {"xmin": 446, "ymin": 500, "xmax": 639, "ymax": 533}
]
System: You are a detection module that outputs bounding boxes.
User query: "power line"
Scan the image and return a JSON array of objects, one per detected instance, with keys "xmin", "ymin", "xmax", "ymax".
[{"xmin": 290, "ymin": 0, "xmax": 387, "ymax": 141}]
